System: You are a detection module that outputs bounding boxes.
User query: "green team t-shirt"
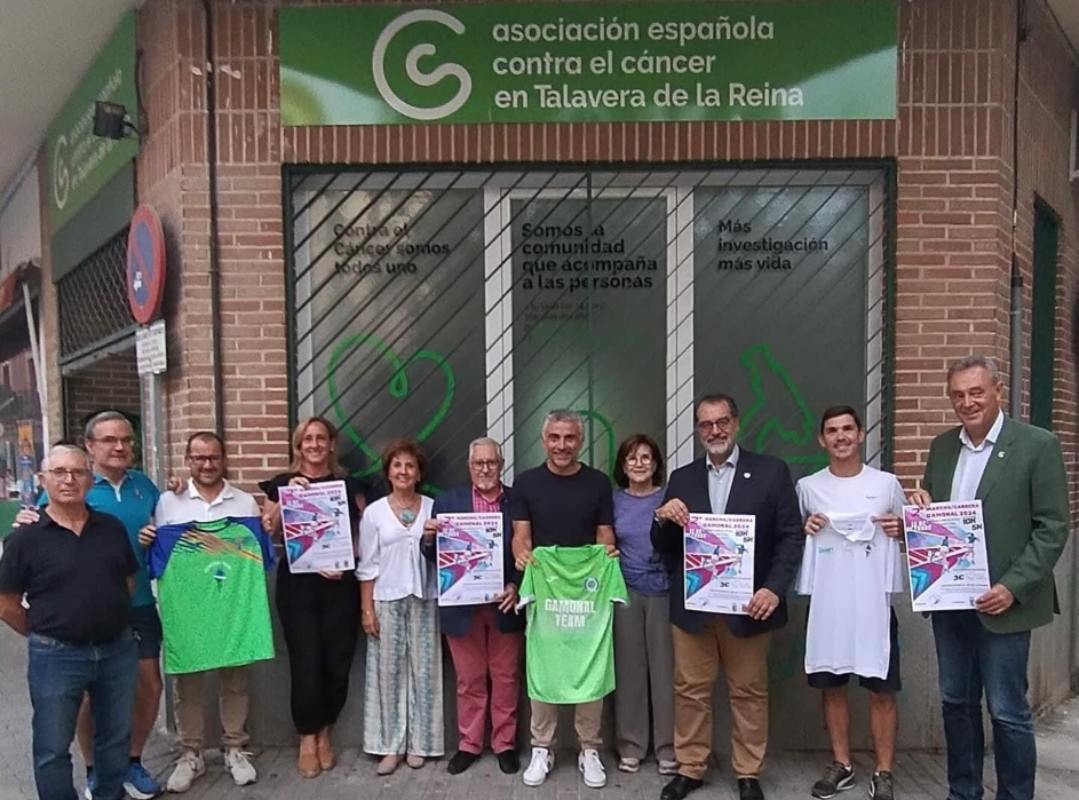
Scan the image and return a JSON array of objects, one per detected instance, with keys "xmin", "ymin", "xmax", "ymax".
[
  {"xmin": 149, "ymin": 517, "xmax": 275, "ymax": 674},
  {"xmin": 518, "ymin": 545, "xmax": 628, "ymax": 704}
]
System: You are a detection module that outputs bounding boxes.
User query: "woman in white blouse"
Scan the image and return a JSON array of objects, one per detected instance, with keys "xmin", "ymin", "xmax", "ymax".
[{"xmin": 357, "ymin": 439, "xmax": 443, "ymax": 775}]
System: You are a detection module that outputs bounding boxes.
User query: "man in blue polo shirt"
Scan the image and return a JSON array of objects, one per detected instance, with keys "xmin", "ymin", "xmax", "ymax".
[
  {"xmin": 21, "ymin": 411, "xmax": 163, "ymax": 798},
  {"xmin": 83, "ymin": 412, "xmax": 162, "ymax": 799}
]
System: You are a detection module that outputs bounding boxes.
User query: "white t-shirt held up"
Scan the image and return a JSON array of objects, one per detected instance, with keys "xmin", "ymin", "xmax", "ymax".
[{"xmin": 796, "ymin": 465, "xmax": 906, "ymax": 680}]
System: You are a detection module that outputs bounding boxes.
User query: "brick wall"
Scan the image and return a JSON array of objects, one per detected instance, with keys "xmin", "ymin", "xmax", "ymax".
[
  {"xmin": 891, "ymin": 0, "xmax": 1018, "ymax": 477},
  {"xmin": 1006, "ymin": 0, "xmax": 1079, "ymax": 706},
  {"xmin": 137, "ymin": 1, "xmax": 291, "ymax": 493},
  {"xmin": 63, "ymin": 351, "xmax": 142, "ymax": 443},
  {"xmin": 135, "ymin": 2, "xmax": 213, "ymax": 476}
]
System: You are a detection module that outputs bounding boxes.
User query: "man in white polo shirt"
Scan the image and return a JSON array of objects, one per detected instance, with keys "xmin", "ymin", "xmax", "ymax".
[{"xmin": 138, "ymin": 432, "xmax": 261, "ymax": 792}]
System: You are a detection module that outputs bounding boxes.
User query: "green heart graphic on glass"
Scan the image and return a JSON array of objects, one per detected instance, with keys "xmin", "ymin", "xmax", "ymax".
[{"xmin": 326, "ymin": 332, "xmax": 455, "ymax": 484}]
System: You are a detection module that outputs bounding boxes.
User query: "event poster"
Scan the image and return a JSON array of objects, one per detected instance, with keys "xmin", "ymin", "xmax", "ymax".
[
  {"xmin": 278, "ymin": 481, "xmax": 356, "ymax": 574},
  {"xmin": 437, "ymin": 512, "xmax": 505, "ymax": 607},
  {"xmin": 903, "ymin": 501, "xmax": 991, "ymax": 612},
  {"xmin": 684, "ymin": 513, "xmax": 756, "ymax": 614}
]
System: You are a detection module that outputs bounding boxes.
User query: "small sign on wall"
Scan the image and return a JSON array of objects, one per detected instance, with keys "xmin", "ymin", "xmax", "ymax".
[{"xmin": 136, "ymin": 319, "xmax": 167, "ymax": 375}]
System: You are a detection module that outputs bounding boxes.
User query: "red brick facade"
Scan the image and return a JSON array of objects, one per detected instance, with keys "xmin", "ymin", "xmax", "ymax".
[{"xmin": 128, "ymin": 0, "xmax": 1078, "ymax": 513}]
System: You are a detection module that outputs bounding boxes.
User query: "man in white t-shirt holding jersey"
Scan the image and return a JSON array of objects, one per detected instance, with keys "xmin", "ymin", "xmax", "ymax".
[{"xmin": 796, "ymin": 406, "xmax": 906, "ymax": 800}]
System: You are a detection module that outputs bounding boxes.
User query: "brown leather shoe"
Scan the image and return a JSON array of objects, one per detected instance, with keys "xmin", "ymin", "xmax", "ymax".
[
  {"xmin": 316, "ymin": 729, "xmax": 336, "ymax": 770},
  {"xmin": 298, "ymin": 736, "xmax": 320, "ymax": 778}
]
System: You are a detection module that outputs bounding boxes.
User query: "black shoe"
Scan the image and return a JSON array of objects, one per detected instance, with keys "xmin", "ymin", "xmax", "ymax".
[
  {"xmin": 738, "ymin": 777, "xmax": 765, "ymax": 800},
  {"xmin": 660, "ymin": 775, "xmax": 704, "ymax": 800},
  {"xmin": 868, "ymin": 770, "xmax": 894, "ymax": 800},
  {"xmin": 495, "ymin": 750, "xmax": 520, "ymax": 774},
  {"xmin": 812, "ymin": 761, "xmax": 855, "ymax": 799},
  {"xmin": 447, "ymin": 750, "xmax": 480, "ymax": 775}
]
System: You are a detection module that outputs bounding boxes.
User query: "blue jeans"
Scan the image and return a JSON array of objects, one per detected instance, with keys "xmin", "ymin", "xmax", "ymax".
[
  {"xmin": 27, "ymin": 631, "xmax": 138, "ymax": 800},
  {"xmin": 932, "ymin": 612, "xmax": 1035, "ymax": 800}
]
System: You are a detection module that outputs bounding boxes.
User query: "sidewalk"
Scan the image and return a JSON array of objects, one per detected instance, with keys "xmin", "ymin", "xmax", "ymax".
[
  {"xmin": 1, "ymin": 620, "xmax": 1077, "ymax": 800},
  {"xmin": 163, "ymin": 728, "xmax": 1079, "ymax": 800}
]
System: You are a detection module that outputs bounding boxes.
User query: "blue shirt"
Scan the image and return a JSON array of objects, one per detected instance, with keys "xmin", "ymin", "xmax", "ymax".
[
  {"xmin": 707, "ymin": 445, "xmax": 740, "ymax": 515},
  {"xmin": 613, "ymin": 488, "xmax": 668, "ymax": 595},
  {"xmin": 86, "ymin": 471, "xmax": 160, "ymax": 607}
]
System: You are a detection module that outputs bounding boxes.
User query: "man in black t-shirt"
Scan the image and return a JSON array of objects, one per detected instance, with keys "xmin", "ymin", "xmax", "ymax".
[
  {"xmin": 511, "ymin": 409, "xmax": 616, "ymax": 790},
  {"xmin": 0, "ymin": 444, "xmax": 139, "ymax": 800}
]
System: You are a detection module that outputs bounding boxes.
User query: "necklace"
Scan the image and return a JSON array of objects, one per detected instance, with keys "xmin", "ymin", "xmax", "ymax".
[{"xmin": 391, "ymin": 495, "xmax": 419, "ymax": 525}]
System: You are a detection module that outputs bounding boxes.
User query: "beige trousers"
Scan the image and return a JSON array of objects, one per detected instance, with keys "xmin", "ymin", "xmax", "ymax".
[
  {"xmin": 174, "ymin": 666, "xmax": 250, "ymax": 751},
  {"xmin": 672, "ymin": 620, "xmax": 770, "ymax": 779},
  {"xmin": 530, "ymin": 699, "xmax": 604, "ymax": 750}
]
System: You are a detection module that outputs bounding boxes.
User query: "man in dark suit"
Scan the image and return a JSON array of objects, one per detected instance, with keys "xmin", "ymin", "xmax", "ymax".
[
  {"xmin": 651, "ymin": 394, "xmax": 803, "ymax": 800},
  {"xmin": 421, "ymin": 437, "xmax": 523, "ymax": 776},
  {"xmin": 910, "ymin": 355, "xmax": 1070, "ymax": 800}
]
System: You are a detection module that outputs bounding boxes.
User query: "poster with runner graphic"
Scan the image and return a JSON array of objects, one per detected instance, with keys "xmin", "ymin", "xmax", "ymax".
[
  {"xmin": 279, "ymin": 481, "xmax": 356, "ymax": 573},
  {"xmin": 437, "ymin": 512, "xmax": 504, "ymax": 607},
  {"xmin": 684, "ymin": 513, "xmax": 756, "ymax": 614},
  {"xmin": 903, "ymin": 501, "xmax": 991, "ymax": 612}
]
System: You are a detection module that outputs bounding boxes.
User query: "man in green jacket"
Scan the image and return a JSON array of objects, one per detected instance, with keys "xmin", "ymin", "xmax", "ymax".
[{"xmin": 910, "ymin": 355, "xmax": 1069, "ymax": 800}]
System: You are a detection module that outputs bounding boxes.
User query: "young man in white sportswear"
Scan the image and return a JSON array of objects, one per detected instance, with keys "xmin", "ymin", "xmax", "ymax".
[{"xmin": 796, "ymin": 406, "xmax": 906, "ymax": 800}]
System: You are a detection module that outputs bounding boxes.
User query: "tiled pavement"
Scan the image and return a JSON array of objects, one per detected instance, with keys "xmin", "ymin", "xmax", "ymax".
[{"xmin": 2, "ymin": 620, "xmax": 1078, "ymax": 800}]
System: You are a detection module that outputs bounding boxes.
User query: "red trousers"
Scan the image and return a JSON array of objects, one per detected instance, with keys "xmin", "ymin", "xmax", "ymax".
[{"xmin": 445, "ymin": 604, "xmax": 523, "ymax": 754}]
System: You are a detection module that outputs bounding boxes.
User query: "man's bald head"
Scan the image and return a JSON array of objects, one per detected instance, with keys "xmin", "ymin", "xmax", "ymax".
[{"xmin": 44, "ymin": 444, "xmax": 91, "ymax": 471}]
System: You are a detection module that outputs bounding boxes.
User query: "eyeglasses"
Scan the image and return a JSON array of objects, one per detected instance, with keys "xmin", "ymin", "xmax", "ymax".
[
  {"xmin": 188, "ymin": 455, "xmax": 222, "ymax": 464},
  {"xmin": 92, "ymin": 435, "xmax": 135, "ymax": 448},
  {"xmin": 48, "ymin": 468, "xmax": 90, "ymax": 482},
  {"xmin": 696, "ymin": 417, "xmax": 736, "ymax": 433},
  {"xmin": 625, "ymin": 454, "xmax": 654, "ymax": 465},
  {"xmin": 469, "ymin": 459, "xmax": 502, "ymax": 471}
]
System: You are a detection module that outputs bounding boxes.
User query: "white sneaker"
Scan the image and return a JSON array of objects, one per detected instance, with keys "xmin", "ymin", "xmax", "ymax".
[
  {"xmin": 578, "ymin": 749, "xmax": 607, "ymax": 788},
  {"xmin": 523, "ymin": 747, "xmax": 554, "ymax": 787},
  {"xmin": 224, "ymin": 748, "xmax": 258, "ymax": 786},
  {"xmin": 166, "ymin": 751, "xmax": 206, "ymax": 793}
]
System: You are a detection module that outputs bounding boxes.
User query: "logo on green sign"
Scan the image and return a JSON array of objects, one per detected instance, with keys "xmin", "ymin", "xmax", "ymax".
[
  {"xmin": 52, "ymin": 136, "xmax": 72, "ymax": 212},
  {"xmin": 372, "ymin": 9, "xmax": 473, "ymax": 121}
]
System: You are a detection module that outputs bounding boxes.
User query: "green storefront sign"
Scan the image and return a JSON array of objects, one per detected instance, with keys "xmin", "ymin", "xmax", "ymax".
[
  {"xmin": 280, "ymin": 1, "xmax": 897, "ymax": 127},
  {"xmin": 46, "ymin": 11, "xmax": 138, "ymax": 234}
]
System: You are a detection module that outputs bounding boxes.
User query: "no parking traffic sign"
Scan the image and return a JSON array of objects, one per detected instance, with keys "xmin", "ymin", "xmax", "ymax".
[{"xmin": 126, "ymin": 204, "xmax": 166, "ymax": 325}]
